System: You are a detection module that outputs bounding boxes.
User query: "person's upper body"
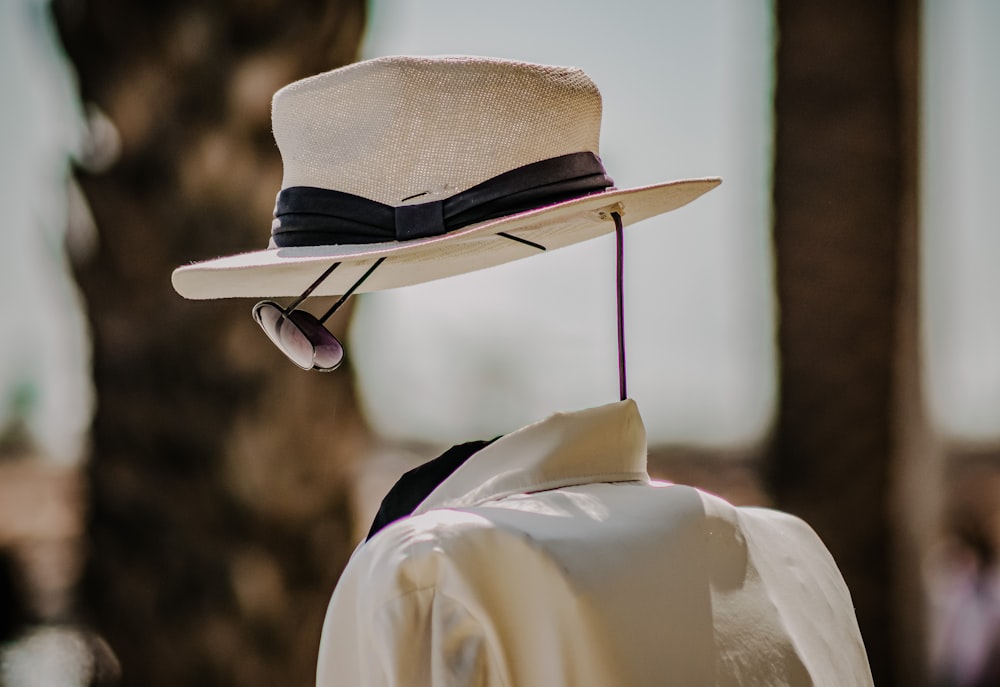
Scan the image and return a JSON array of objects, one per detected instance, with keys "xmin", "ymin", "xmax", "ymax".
[
  {"xmin": 171, "ymin": 55, "xmax": 874, "ymax": 686},
  {"xmin": 317, "ymin": 400, "xmax": 874, "ymax": 687}
]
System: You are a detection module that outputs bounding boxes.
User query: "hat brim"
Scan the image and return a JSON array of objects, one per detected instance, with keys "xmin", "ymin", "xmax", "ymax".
[{"xmin": 171, "ymin": 177, "xmax": 720, "ymax": 300}]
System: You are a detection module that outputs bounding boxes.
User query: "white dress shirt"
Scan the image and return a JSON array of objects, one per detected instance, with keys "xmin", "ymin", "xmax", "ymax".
[{"xmin": 317, "ymin": 400, "xmax": 873, "ymax": 686}]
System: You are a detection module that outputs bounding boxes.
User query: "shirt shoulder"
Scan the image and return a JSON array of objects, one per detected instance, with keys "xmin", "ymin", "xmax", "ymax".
[
  {"xmin": 350, "ymin": 508, "xmax": 503, "ymax": 602},
  {"xmin": 695, "ymin": 490, "xmax": 873, "ymax": 686}
]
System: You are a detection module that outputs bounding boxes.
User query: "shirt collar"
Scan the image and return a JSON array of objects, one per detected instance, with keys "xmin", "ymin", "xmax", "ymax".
[{"xmin": 413, "ymin": 399, "xmax": 649, "ymax": 515}]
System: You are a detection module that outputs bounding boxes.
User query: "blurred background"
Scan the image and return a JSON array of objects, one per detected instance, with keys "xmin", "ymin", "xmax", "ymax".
[{"xmin": 0, "ymin": 0, "xmax": 997, "ymax": 685}]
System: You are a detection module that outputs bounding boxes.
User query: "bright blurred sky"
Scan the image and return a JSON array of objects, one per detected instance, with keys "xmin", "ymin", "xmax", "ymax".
[
  {"xmin": 350, "ymin": 0, "xmax": 777, "ymax": 447},
  {"xmin": 0, "ymin": 0, "xmax": 91, "ymax": 464},
  {"xmin": 922, "ymin": 0, "xmax": 1000, "ymax": 441}
]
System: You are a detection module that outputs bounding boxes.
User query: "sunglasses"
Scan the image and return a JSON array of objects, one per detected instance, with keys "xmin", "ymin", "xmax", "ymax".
[{"xmin": 252, "ymin": 257, "xmax": 386, "ymax": 371}]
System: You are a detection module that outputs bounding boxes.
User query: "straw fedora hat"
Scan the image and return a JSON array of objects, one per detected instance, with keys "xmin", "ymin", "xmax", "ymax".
[{"xmin": 171, "ymin": 55, "xmax": 720, "ymax": 300}]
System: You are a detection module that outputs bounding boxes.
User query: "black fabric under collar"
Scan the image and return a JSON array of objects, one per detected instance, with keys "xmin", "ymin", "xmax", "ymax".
[
  {"xmin": 272, "ymin": 152, "xmax": 613, "ymax": 248},
  {"xmin": 366, "ymin": 438, "xmax": 498, "ymax": 541}
]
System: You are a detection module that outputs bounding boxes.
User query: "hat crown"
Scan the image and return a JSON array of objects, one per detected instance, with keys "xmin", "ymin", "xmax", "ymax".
[{"xmin": 272, "ymin": 55, "xmax": 603, "ymax": 205}]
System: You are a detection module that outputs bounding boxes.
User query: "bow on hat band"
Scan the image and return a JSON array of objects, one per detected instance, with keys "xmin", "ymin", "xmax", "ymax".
[{"xmin": 271, "ymin": 152, "xmax": 614, "ymax": 248}]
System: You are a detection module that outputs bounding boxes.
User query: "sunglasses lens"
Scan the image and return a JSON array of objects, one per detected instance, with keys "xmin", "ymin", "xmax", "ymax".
[
  {"xmin": 252, "ymin": 302, "xmax": 279, "ymax": 343},
  {"xmin": 287, "ymin": 311, "xmax": 344, "ymax": 371},
  {"xmin": 253, "ymin": 302, "xmax": 315, "ymax": 370},
  {"xmin": 278, "ymin": 319, "xmax": 317, "ymax": 369}
]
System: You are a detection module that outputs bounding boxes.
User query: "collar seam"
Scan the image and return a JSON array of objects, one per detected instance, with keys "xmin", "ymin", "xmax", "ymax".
[{"xmin": 428, "ymin": 470, "xmax": 649, "ymax": 511}]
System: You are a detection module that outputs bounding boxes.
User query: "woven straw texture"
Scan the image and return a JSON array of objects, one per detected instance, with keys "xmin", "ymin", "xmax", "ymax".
[{"xmin": 273, "ymin": 55, "xmax": 602, "ymax": 203}]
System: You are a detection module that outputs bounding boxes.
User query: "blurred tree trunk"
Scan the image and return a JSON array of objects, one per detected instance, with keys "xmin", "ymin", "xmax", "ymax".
[
  {"xmin": 55, "ymin": 2, "xmax": 368, "ymax": 685},
  {"xmin": 769, "ymin": 1, "xmax": 928, "ymax": 686}
]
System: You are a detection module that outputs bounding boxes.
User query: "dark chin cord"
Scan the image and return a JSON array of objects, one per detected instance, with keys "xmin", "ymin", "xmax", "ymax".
[{"xmin": 613, "ymin": 211, "xmax": 627, "ymax": 402}]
